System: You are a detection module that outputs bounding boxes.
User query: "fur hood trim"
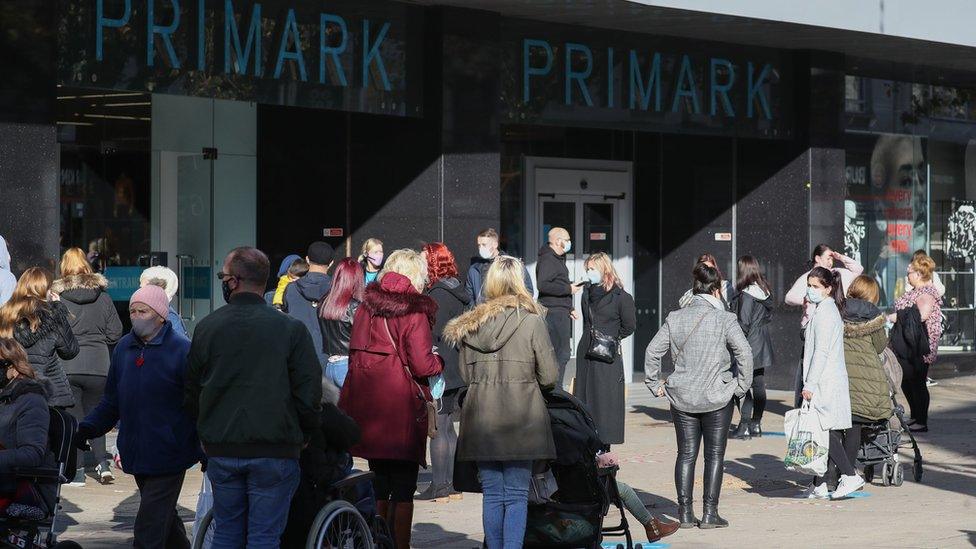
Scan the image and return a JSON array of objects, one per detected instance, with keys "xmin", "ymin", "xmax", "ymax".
[
  {"xmin": 362, "ymin": 280, "xmax": 438, "ymax": 328},
  {"xmin": 52, "ymin": 273, "xmax": 109, "ymax": 294},
  {"xmin": 844, "ymin": 314, "xmax": 886, "ymax": 337},
  {"xmin": 444, "ymin": 294, "xmax": 540, "ymax": 346}
]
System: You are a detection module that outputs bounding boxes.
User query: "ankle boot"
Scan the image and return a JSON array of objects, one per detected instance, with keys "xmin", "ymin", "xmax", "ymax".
[
  {"xmin": 750, "ymin": 421, "xmax": 763, "ymax": 438},
  {"xmin": 699, "ymin": 505, "xmax": 729, "ymax": 529},
  {"xmin": 392, "ymin": 502, "xmax": 414, "ymax": 549},
  {"xmin": 644, "ymin": 517, "xmax": 680, "ymax": 542},
  {"xmin": 731, "ymin": 422, "xmax": 751, "ymax": 440}
]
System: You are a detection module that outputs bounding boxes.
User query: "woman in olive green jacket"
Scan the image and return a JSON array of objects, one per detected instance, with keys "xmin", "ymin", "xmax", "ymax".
[
  {"xmin": 445, "ymin": 256, "xmax": 558, "ymax": 548},
  {"xmin": 840, "ymin": 276, "xmax": 893, "ymax": 474}
]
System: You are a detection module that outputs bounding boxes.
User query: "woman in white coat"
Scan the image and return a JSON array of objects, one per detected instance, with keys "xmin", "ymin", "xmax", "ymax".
[{"xmin": 801, "ymin": 267, "xmax": 863, "ymax": 500}]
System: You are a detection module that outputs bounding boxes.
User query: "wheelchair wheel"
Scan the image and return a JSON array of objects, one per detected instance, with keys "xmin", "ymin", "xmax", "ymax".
[
  {"xmin": 371, "ymin": 515, "xmax": 395, "ymax": 549},
  {"xmin": 191, "ymin": 510, "xmax": 215, "ymax": 549},
  {"xmin": 306, "ymin": 500, "xmax": 373, "ymax": 549}
]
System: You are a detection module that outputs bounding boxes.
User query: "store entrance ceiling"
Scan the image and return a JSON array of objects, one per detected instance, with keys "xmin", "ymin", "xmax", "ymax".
[{"xmin": 407, "ymin": 0, "xmax": 976, "ymax": 85}]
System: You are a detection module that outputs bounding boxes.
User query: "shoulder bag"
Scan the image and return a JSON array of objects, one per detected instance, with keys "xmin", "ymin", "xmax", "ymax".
[
  {"xmin": 382, "ymin": 318, "xmax": 438, "ymax": 439},
  {"xmin": 583, "ymin": 290, "xmax": 620, "ymax": 364}
]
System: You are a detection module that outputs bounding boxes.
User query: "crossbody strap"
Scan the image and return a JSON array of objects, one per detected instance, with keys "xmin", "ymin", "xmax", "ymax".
[
  {"xmin": 382, "ymin": 317, "xmax": 430, "ymax": 402},
  {"xmin": 672, "ymin": 313, "xmax": 706, "ymax": 362}
]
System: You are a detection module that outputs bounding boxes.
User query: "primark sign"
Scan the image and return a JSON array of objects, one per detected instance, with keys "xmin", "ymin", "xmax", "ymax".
[
  {"xmin": 58, "ymin": 0, "xmax": 424, "ymax": 116},
  {"xmin": 506, "ymin": 23, "xmax": 792, "ymax": 138}
]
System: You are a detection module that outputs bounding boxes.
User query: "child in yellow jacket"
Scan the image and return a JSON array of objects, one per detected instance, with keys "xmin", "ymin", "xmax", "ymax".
[{"xmin": 270, "ymin": 255, "xmax": 309, "ymax": 309}]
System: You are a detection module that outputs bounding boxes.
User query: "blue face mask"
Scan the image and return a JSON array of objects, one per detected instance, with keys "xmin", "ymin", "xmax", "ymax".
[
  {"xmin": 807, "ymin": 287, "xmax": 827, "ymax": 304},
  {"xmin": 563, "ymin": 240, "xmax": 572, "ymax": 254},
  {"xmin": 585, "ymin": 269, "xmax": 602, "ymax": 285},
  {"xmin": 429, "ymin": 373, "xmax": 445, "ymax": 400}
]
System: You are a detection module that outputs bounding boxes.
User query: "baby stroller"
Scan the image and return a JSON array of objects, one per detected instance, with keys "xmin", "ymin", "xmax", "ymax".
[
  {"xmin": 523, "ymin": 390, "xmax": 634, "ymax": 549},
  {"xmin": 854, "ymin": 357, "xmax": 924, "ymax": 487},
  {"xmin": 0, "ymin": 408, "xmax": 79, "ymax": 549}
]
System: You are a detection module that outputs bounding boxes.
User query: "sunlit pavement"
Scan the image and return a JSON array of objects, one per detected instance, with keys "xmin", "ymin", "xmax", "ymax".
[{"xmin": 57, "ymin": 376, "xmax": 976, "ymax": 548}]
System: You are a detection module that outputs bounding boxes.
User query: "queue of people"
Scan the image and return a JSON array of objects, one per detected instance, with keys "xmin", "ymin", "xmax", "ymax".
[{"xmin": 0, "ymin": 227, "xmax": 949, "ymax": 547}]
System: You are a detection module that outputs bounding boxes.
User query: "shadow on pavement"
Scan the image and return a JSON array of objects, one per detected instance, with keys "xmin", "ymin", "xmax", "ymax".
[
  {"xmin": 629, "ymin": 405, "xmax": 672, "ymax": 423},
  {"xmin": 724, "ymin": 453, "xmax": 808, "ymax": 498},
  {"xmin": 413, "ymin": 522, "xmax": 481, "ymax": 548}
]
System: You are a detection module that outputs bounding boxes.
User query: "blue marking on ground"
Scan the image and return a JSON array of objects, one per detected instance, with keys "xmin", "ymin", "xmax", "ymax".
[
  {"xmin": 763, "ymin": 431, "xmax": 787, "ymax": 437},
  {"xmin": 601, "ymin": 543, "xmax": 669, "ymax": 549}
]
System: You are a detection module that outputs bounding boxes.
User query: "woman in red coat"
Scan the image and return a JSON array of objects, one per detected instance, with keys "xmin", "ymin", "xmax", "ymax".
[{"xmin": 339, "ymin": 249, "xmax": 443, "ymax": 549}]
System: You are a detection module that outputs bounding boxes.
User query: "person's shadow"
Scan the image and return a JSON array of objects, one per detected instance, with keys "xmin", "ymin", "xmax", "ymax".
[
  {"xmin": 629, "ymin": 405, "xmax": 672, "ymax": 424},
  {"xmin": 412, "ymin": 522, "xmax": 481, "ymax": 548},
  {"xmin": 724, "ymin": 453, "xmax": 808, "ymax": 498}
]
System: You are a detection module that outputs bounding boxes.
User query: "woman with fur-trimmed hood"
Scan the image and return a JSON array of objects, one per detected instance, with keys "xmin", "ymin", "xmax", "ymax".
[
  {"xmin": 52, "ymin": 248, "xmax": 123, "ymax": 485},
  {"xmin": 445, "ymin": 255, "xmax": 558, "ymax": 549},
  {"xmin": 338, "ymin": 249, "xmax": 443, "ymax": 549}
]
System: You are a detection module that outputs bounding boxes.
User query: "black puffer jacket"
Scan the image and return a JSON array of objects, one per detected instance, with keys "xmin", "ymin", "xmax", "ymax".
[
  {"xmin": 0, "ymin": 377, "xmax": 56, "ymax": 495},
  {"xmin": 51, "ymin": 273, "xmax": 123, "ymax": 377},
  {"xmin": 12, "ymin": 302, "xmax": 79, "ymax": 408},
  {"xmin": 729, "ymin": 284, "xmax": 775, "ymax": 371},
  {"xmin": 319, "ymin": 299, "xmax": 361, "ymax": 357},
  {"xmin": 427, "ymin": 277, "xmax": 472, "ymax": 391}
]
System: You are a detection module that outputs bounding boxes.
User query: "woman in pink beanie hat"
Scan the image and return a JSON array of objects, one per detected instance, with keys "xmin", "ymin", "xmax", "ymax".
[{"xmin": 74, "ymin": 282, "xmax": 202, "ymax": 547}]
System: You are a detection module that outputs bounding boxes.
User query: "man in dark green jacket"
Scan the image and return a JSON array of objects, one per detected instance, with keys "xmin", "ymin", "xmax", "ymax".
[{"xmin": 184, "ymin": 246, "xmax": 322, "ymax": 547}]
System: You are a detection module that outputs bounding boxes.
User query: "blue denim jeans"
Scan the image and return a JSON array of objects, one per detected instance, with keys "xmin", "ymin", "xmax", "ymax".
[
  {"xmin": 207, "ymin": 457, "xmax": 300, "ymax": 549},
  {"xmin": 477, "ymin": 460, "xmax": 532, "ymax": 549}
]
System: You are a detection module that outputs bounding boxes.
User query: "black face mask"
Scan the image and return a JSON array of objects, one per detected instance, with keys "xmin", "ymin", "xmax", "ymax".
[
  {"xmin": 221, "ymin": 279, "xmax": 234, "ymax": 304},
  {"xmin": 0, "ymin": 360, "xmax": 11, "ymax": 389}
]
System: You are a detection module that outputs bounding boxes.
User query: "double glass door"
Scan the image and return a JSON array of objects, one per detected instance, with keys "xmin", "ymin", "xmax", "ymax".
[{"xmin": 538, "ymin": 194, "xmax": 632, "ymax": 374}]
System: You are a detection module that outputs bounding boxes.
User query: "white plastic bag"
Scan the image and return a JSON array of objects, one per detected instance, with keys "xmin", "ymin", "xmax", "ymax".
[
  {"xmin": 192, "ymin": 472, "xmax": 214, "ymax": 548},
  {"xmin": 784, "ymin": 402, "xmax": 829, "ymax": 476}
]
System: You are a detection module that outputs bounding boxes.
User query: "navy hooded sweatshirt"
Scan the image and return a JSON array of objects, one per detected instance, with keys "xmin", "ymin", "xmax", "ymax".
[{"xmin": 81, "ymin": 322, "xmax": 203, "ymax": 476}]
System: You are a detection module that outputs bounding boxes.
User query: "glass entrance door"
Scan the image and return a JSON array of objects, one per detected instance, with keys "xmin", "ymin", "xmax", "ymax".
[
  {"xmin": 176, "ymin": 154, "xmax": 214, "ymax": 334},
  {"xmin": 539, "ymin": 194, "xmax": 627, "ymax": 377}
]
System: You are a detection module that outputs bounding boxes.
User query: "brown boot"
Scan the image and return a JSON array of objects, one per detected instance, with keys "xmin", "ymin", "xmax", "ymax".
[
  {"xmin": 392, "ymin": 502, "xmax": 414, "ymax": 549},
  {"xmin": 644, "ymin": 517, "xmax": 680, "ymax": 542}
]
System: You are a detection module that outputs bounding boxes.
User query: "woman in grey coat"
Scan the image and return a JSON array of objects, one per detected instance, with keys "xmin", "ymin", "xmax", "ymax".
[
  {"xmin": 644, "ymin": 263, "xmax": 753, "ymax": 529},
  {"xmin": 52, "ymin": 248, "xmax": 124, "ymax": 485},
  {"xmin": 800, "ymin": 267, "xmax": 862, "ymax": 501}
]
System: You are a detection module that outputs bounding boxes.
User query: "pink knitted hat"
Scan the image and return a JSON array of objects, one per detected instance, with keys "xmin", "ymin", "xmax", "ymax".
[{"xmin": 130, "ymin": 285, "xmax": 170, "ymax": 320}]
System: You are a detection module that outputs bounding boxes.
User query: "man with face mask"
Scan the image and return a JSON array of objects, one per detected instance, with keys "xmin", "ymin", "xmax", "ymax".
[
  {"xmin": 75, "ymin": 285, "xmax": 204, "ymax": 548},
  {"xmin": 465, "ymin": 228, "xmax": 534, "ymax": 304},
  {"xmin": 185, "ymin": 247, "xmax": 322, "ymax": 548},
  {"xmin": 537, "ymin": 227, "xmax": 583, "ymax": 388}
]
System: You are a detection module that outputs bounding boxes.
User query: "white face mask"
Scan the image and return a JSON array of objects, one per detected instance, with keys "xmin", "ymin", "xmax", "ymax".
[{"xmin": 478, "ymin": 246, "xmax": 493, "ymax": 260}]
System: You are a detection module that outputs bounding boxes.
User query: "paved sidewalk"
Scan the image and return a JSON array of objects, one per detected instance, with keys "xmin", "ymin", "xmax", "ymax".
[{"xmin": 56, "ymin": 376, "xmax": 976, "ymax": 548}]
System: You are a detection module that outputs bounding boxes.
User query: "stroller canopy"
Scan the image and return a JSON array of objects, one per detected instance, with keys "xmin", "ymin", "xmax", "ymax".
[{"xmin": 544, "ymin": 389, "xmax": 606, "ymax": 466}]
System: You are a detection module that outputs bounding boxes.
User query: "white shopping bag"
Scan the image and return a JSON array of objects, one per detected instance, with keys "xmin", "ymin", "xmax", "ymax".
[
  {"xmin": 783, "ymin": 402, "xmax": 829, "ymax": 476},
  {"xmin": 192, "ymin": 472, "xmax": 214, "ymax": 548}
]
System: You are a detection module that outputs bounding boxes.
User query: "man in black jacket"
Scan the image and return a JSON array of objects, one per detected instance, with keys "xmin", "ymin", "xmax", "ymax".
[
  {"xmin": 536, "ymin": 227, "xmax": 582, "ymax": 388},
  {"xmin": 185, "ymin": 247, "xmax": 322, "ymax": 548},
  {"xmin": 284, "ymin": 241, "xmax": 335, "ymax": 368}
]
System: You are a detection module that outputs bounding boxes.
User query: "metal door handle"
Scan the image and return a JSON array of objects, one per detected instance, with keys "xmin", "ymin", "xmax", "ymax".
[{"xmin": 176, "ymin": 254, "xmax": 194, "ymax": 321}]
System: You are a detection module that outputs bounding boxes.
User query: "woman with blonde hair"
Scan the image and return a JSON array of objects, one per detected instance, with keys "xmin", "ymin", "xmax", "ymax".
[
  {"xmin": 0, "ymin": 268, "xmax": 77, "ymax": 410},
  {"xmin": 445, "ymin": 256, "xmax": 558, "ymax": 548},
  {"xmin": 359, "ymin": 238, "xmax": 385, "ymax": 284},
  {"xmin": 889, "ymin": 252, "xmax": 942, "ymax": 433},
  {"xmin": 52, "ymin": 248, "xmax": 123, "ymax": 484},
  {"xmin": 339, "ymin": 248, "xmax": 443, "ymax": 549},
  {"xmin": 573, "ymin": 252, "xmax": 636, "ymax": 444}
]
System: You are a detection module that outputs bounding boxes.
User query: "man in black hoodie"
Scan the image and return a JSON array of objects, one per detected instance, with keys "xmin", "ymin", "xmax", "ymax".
[
  {"xmin": 284, "ymin": 241, "xmax": 334, "ymax": 369},
  {"xmin": 536, "ymin": 227, "xmax": 582, "ymax": 387}
]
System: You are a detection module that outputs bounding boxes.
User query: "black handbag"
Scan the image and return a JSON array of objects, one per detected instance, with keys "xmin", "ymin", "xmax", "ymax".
[{"xmin": 583, "ymin": 289, "xmax": 619, "ymax": 364}]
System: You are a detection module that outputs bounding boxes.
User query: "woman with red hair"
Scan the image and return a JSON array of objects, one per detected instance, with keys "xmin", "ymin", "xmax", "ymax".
[
  {"xmin": 419, "ymin": 242, "xmax": 471, "ymax": 501},
  {"xmin": 318, "ymin": 258, "xmax": 366, "ymax": 399}
]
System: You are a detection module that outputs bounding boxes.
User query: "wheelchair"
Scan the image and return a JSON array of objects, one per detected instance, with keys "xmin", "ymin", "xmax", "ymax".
[
  {"xmin": 192, "ymin": 470, "xmax": 393, "ymax": 549},
  {"xmin": 0, "ymin": 408, "xmax": 79, "ymax": 549}
]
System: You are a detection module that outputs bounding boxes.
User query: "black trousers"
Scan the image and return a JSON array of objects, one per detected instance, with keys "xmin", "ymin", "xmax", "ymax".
[
  {"xmin": 133, "ymin": 472, "xmax": 190, "ymax": 549},
  {"xmin": 545, "ymin": 311, "xmax": 571, "ymax": 387},
  {"xmin": 814, "ymin": 430, "xmax": 855, "ymax": 486},
  {"xmin": 901, "ymin": 359, "xmax": 930, "ymax": 425},
  {"xmin": 68, "ymin": 374, "xmax": 108, "ymax": 470},
  {"xmin": 826, "ymin": 424, "xmax": 863, "ymax": 487},
  {"xmin": 368, "ymin": 459, "xmax": 420, "ymax": 502},
  {"xmin": 739, "ymin": 368, "xmax": 767, "ymax": 424},
  {"xmin": 671, "ymin": 400, "xmax": 734, "ymax": 509}
]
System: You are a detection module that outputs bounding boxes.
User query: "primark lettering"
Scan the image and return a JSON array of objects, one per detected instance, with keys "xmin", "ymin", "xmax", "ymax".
[
  {"xmin": 522, "ymin": 38, "xmax": 776, "ymax": 119},
  {"xmin": 94, "ymin": 0, "xmax": 393, "ymax": 90}
]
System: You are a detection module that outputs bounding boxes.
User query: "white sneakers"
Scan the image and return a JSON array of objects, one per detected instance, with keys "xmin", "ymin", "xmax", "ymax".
[
  {"xmin": 803, "ymin": 482, "xmax": 829, "ymax": 499},
  {"xmin": 832, "ymin": 474, "xmax": 865, "ymax": 499}
]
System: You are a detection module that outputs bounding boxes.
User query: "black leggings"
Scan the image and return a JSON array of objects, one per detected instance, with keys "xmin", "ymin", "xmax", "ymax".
[
  {"xmin": 901, "ymin": 360, "xmax": 930, "ymax": 425},
  {"xmin": 428, "ymin": 390, "xmax": 459, "ymax": 489},
  {"xmin": 738, "ymin": 368, "xmax": 767, "ymax": 424},
  {"xmin": 368, "ymin": 459, "xmax": 420, "ymax": 502},
  {"xmin": 671, "ymin": 400, "xmax": 734, "ymax": 508},
  {"xmin": 814, "ymin": 430, "xmax": 855, "ymax": 485}
]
